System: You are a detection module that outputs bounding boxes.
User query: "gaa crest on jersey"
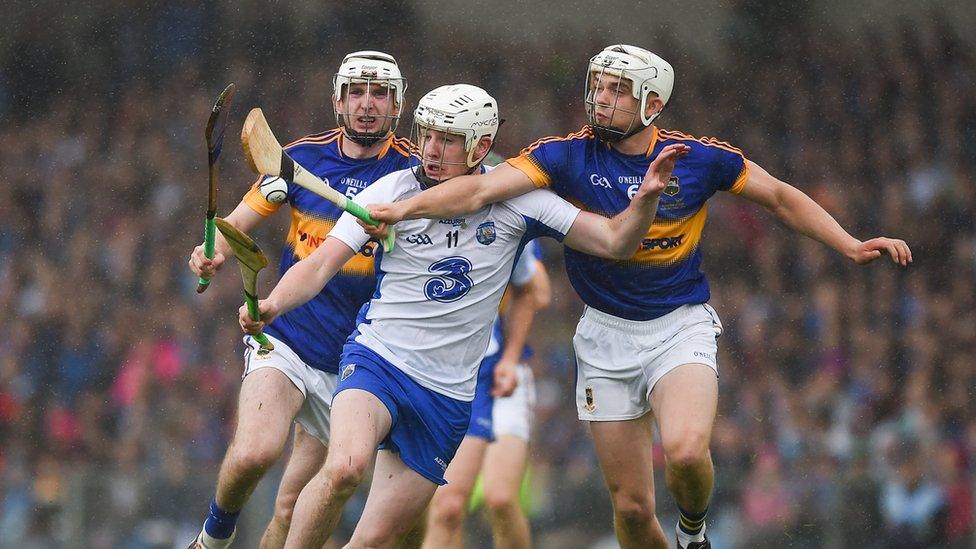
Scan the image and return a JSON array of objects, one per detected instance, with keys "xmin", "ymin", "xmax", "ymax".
[
  {"xmin": 340, "ymin": 364, "xmax": 356, "ymax": 381},
  {"xmin": 476, "ymin": 221, "xmax": 497, "ymax": 245},
  {"xmin": 664, "ymin": 176, "xmax": 680, "ymax": 196}
]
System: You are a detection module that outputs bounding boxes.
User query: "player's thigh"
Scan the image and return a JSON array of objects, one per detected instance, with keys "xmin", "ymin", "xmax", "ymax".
[
  {"xmin": 351, "ymin": 450, "xmax": 440, "ymax": 546},
  {"xmin": 644, "ymin": 305, "xmax": 721, "ymax": 452},
  {"xmin": 234, "ymin": 335, "xmax": 314, "ymax": 446},
  {"xmin": 482, "ymin": 434, "xmax": 528, "ymax": 503},
  {"xmin": 649, "ymin": 362, "xmax": 718, "ymax": 456},
  {"xmin": 276, "ymin": 424, "xmax": 329, "ymax": 505},
  {"xmin": 328, "ymin": 388, "xmax": 393, "ymax": 466},
  {"xmin": 589, "ymin": 413, "xmax": 656, "ymax": 498},
  {"xmin": 234, "ymin": 377, "xmax": 304, "ymax": 453}
]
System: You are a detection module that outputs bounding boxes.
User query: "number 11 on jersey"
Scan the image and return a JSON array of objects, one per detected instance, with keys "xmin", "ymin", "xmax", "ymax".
[{"xmin": 446, "ymin": 230, "xmax": 459, "ymax": 248}]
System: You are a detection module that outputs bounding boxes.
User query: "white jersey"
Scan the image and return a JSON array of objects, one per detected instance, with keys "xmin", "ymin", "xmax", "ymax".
[
  {"xmin": 484, "ymin": 241, "xmax": 538, "ymax": 357},
  {"xmin": 328, "ymin": 167, "xmax": 580, "ymax": 400}
]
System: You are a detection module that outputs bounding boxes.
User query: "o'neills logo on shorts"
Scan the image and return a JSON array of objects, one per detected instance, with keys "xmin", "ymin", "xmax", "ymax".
[{"xmin": 584, "ymin": 386, "xmax": 596, "ymax": 412}]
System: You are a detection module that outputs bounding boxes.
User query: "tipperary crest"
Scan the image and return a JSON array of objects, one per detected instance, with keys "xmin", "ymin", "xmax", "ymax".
[
  {"xmin": 476, "ymin": 221, "xmax": 497, "ymax": 245},
  {"xmin": 664, "ymin": 176, "xmax": 680, "ymax": 196}
]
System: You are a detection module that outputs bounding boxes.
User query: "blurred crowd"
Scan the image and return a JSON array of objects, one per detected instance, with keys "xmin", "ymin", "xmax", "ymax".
[{"xmin": 1, "ymin": 2, "xmax": 974, "ymax": 548}]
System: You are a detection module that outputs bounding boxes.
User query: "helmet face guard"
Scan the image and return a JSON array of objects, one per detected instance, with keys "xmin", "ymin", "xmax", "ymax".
[
  {"xmin": 333, "ymin": 51, "xmax": 406, "ymax": 147},
  {"xmin": 584, "ymin": 66, "xmax": 644, "ymax": 143},
  {"xmin": 411, "ymin": 122, "xmax": 485, "ymax": 184},
  {"xmin": 584, "ymin": 45, "xmax": 673, "ymax": 143}
]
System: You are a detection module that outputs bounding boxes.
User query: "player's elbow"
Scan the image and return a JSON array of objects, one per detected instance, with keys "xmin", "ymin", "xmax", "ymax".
[{"xmin": 607, "ymin": 241, "xmax": 636, "ymax": 260}]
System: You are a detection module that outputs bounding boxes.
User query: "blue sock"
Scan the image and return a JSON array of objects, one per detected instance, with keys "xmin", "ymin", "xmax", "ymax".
[
  {"xmin": 678, "ymin": 504, "xmax": 707, "ymax": 536},
  {"xmin": 203, "ymin": 498, "xmax": 240, "ymax": 540}
]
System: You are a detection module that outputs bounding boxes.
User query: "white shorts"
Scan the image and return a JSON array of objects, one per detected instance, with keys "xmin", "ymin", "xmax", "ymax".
[
  {"xmin": 243, "ymin": 334, "xmax": 337, "ymax": 444},
  {"xmin": 492, "ymin": 364, "xmax": 536, "ymax": 441},
  {"xmin": 573, "ymin": 304, "xmax": 723, "ymax": 421}
]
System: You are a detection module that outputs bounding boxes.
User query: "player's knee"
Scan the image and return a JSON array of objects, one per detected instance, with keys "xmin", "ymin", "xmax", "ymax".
[
  {"xmin": 323, "ymin": 455, "xmax": 369, "ymax": 495},
  {"xmin": 228, "ymin": 441, "xmax": 282, "ymax": 477},
  {"xmin": 429, "ymin": 491, "xmax": 467, "ymax": 530},
  {"xmin": 484, "ymin": 487, "xmax": 519, "ymax": 517},
  {"xmin": 662, "ymin": 433, "xmax": 711, "ymax": 472},
  {"xmin": 612, "ymin": 493, "xmax": 657, "ymax": 528},
  {"xmin": 271, "ymin": 489, "xmax": 300, "ymax": 527}
]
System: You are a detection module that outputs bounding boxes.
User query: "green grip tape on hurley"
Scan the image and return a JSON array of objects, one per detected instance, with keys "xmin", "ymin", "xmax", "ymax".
[
  {"xmin": 197, "ymin": 217, "xmax": 217, "ymax": 291},
  {"xmin": 245, "ymin": 292, "xmax": 273, "ymax": 351},
  {"xmin": 345, "ymin": 200, "xmax": 395, "ymax": 253}
]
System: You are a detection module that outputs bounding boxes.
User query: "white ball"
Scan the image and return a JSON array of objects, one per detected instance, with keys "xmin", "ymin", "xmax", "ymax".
[{"xmin": 259, "ymin": 176, "xmax": 288, "ymax": 204}]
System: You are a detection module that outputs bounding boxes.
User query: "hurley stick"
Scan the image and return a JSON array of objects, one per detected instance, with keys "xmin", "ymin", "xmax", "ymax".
[
  {"xmin": 198, "ymin": 83, "xmax": 236, "ymax": 293},
  {"xmin": 215, "ymin": 217, "xmax": 275, "ymax": 354},
  {"xmin": 241, "ymin": 107, "xmax": 396, "ymax": 252}
]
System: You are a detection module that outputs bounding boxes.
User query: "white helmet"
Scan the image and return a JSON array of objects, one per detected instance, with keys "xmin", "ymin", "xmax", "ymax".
[
  {"xmin": 585, "ymin": 45, "xmax": 674, "ymax": 141},
  {"xmin": 413, "ymin": 84, "xmax": 499, "ymax": 168},
  {"xmin": 332, "ymin": 50, "xmax": 407, "ymax": 145}
]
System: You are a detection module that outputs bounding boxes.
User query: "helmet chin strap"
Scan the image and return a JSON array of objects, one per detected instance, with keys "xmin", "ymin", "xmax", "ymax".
[
  {"xmin": 412, "ymin": 162, "xmax": 484, "ymax": 190},
  {"xmin": 342, "ymin": 127, "xmax": 389, "ymax": 147},
  {"xmin": 591, "ymin": 109, "xmax": 661, "ymax": 143}
]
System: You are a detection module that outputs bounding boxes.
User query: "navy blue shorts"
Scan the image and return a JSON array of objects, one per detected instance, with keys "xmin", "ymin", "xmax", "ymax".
[
  {"xmin": 466, "ymin": 354, "xmax": 498, "ymax": 441},
  {"xmin": 337, "ymin": 342, "xmax": 470, "ymax": 485}
]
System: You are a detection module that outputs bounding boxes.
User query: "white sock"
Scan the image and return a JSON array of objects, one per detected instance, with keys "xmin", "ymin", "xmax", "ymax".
[
  {"xmin": 198, "ymin": 528, "xmax": 236, "ymax": 549},
  {"xmin": 676, "ymin": 521, "xmax": 706, "ymax": 546}
]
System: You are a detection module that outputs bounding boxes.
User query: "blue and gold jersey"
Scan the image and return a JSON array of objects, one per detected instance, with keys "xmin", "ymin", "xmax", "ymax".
[
  {"xmin": 507, "ymin": 126, "xmax": 748, "ymax": 321},
  {"xmin": 242, "ymin": 130, "xmax": 417, "ymax": 373}
]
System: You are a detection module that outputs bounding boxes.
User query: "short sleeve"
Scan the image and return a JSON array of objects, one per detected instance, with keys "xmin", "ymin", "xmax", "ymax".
[
  {"xmin": 507, "ymin": 189, "xmax": 581, "ymax": 242},
  {"xmin": 242, "ymin": 175, "xmax": 287, "ymax": 216},
  {"xmin": 505, "ymin": 133, "xmax": 576, "ymax": 189},
  {"xmin": 328, "ymin": 173, "xmax": 399, "ymax": 253},
  {"xmin": 709, "ymin": 144, "xmax": 749, "ymax": 194}
]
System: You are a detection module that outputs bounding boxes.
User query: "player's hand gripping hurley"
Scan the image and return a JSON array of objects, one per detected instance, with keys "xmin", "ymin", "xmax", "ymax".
[
  {"xmin": 214, "ymin": 218, "xmax": 275, "ymax": 354},
  {"xmin": 241, "ymin": 108, "xmax": 396, "ymax": 252},
  {"xmin": 197, "ymin": 83, "xmax": 236, "ymax": 293}
]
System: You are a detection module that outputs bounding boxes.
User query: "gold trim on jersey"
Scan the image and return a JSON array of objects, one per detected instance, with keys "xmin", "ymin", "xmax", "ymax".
[
  {"xmin": 507, "ymin": 127, "xmax": 596, "ymax": 188},
  {"xmin": 507, "ymin": 155, "xmax": 551, "ymax": 188},
  {"xmin": 243, "ymin": 175, "xmax": 281, "ymax": 217},
  {"xmin": 287, "ymin": 209, "xmax": 376, "ymax": 276},
  {"xmin": 284, "ymin": 129, "xmax": 343, "ymax": 149},
  {"xmin": 657, "ymin": 128, "xmax": 750, "ymax": 194}
]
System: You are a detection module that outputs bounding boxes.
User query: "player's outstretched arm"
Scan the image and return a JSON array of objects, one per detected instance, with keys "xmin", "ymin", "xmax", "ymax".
[
  {"xmin": 563, "ymin": 144, "xmax": 690, "ymax": 259},
  {"xmin": 190, "ymin": 201, "xmax": 266, "ymax": 279},
  {"xmin": 368, "ymin": 163, "xmax": 537, "ymax": 224},
  {"xmin": 738, "ymin": 161, "xmax": 913, "ymax": 266},
  {"xmin": 239, "ymin": 237, "xmax": 356, "ymax": 334}
]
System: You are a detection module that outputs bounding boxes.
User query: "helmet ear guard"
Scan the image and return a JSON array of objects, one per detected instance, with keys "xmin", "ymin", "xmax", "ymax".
[
  {"xmin": 584, "ymin": 44, "xmax": 673, "ymax": 142},
  {"xmin": 333, "ymin": 50, "xmax": 407, "ymax": 146}
]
